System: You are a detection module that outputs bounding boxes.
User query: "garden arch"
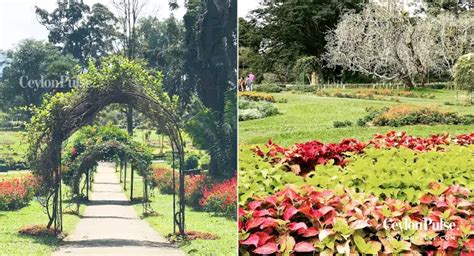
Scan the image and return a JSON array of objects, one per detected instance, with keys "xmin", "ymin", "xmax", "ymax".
[{"xmin": 27, "ymin": 56, "xmax": 187, "ymax": 236}]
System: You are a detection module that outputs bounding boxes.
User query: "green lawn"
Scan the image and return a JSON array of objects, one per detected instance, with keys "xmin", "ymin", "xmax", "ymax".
[
  {"xmin": 0, "ymin": 173, "xmax": 85, "ymax": 256},
  {"xmin": 0, "ymin": 131, "xmax": 27, "ymax": 171},
  {"xmin": 239, "ymin": 90, "xmax": 474, "ymax": 147},
  {"xmin": 122, "ymin": 169, "xmax": 237, "ymax": 256}
]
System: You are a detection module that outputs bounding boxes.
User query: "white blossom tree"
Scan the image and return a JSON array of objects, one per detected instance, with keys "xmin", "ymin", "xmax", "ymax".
[{"xmin": 325, "ymin": 4, "xmax": 473, "ymax": 87}]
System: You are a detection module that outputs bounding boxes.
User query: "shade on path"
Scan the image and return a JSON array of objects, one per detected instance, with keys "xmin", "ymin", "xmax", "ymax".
[{"xmin": 53, "ymin": 162, "xmax": 185, "ymax": 256}]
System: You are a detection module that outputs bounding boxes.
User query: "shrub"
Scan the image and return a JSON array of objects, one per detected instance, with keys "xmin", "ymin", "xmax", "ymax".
[
  {"xmin": 184, "ymin": 173, "xmax": 207, "ymax": 209},
  {"xmin": 200, "ymin": 176, "xmax": 237, "ymax": 217},
  {"xmin": 183, "ymin": 153, "xmax": 200, "ymax": 170},
  {"xmin": 255, "ymin": 84, "xmax": 284, "ymax": 93},
  {"xmin": 239, "ymin": 99, "xmax": 279, "ymax": 121},
  {"xmin": 198, "ymin": 153, "xmax": 210, "ymax": 170},
  {"xmin": 333, "ymin": 120, "xmax": 353, "ymax": 128},
  {"xmin": 358, "ymin": 105, "xmax": 474, "ymax": 127},
  {"xmin": 239, "ymin": 92, "xmax": 275, "ymax": 102},
  {"xmin": 151, "ymin": 167, "xmax": 176, "ymax": 194},
  {"xmin": 454, "ymin": 53, "xmax": 474, "ymax": 93},
  {"xmin": 0, "ymin": 174, "xmax": 38, "ymax": 210},
  {"xmin": 239, "ymin": 184, "xmax": 474, "ymax": 255}
]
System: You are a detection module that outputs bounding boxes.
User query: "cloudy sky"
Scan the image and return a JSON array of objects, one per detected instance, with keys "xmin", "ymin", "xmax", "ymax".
[
  {"xmin": 0, "ymin": 0, "xmax": 186, "ymax": 51},
  {"xmin": 238, "ymin": 0, "xmax": 260, "ymax": 18}
]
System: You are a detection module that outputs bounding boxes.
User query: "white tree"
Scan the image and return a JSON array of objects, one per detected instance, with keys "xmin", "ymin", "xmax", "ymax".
[{"xmin": 325, "ymin": 4, "xmax": 473, "ymax": 87}]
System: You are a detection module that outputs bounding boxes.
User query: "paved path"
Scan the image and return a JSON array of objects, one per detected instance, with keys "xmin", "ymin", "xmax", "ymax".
[{"xmin": 53, "ymin": 162, "xmax": 185, "ymax": 256}]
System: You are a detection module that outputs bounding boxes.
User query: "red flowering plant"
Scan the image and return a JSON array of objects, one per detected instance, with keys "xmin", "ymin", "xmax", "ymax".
[
  {"xmin": 200, "ymin": 176, "xmax": 237, "ymax": 217},
  {"xmin": 253, "ymin": 139, "xmax": 366, "ymax": 176},
  {"xmin": 0, "ymin": 174, "xmax": 39, "ymax": 210},
  {"xmin": 239, "ymin": 183, "xmax": 474, "ymax": 255},
  {"xmin": 151, "ymin": 167, "xmax": 177, "ymax": 194},
  {"xmin": 184, "ymin": 173, "xmax": 208, "ymax": 208}
]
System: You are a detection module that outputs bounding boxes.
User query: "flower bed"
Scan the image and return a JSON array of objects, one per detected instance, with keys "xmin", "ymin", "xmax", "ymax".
[
  {"xmin": 239, "ymin": 184, "xmax": 474, "ymax": 255},
  {"xmin": 239, "ymin": 92, "xmax": 275, "ymax": 102},
  {"xmin": 253, "ymin": 132, "xmax": 474, "ymax": 175},
  {"xmin": 200, "ymin": 176, "xmax": 237, "ymax": 217},
  {"xmin": 357, "ymin": 105, "xmax": 474, "ymax": 127},
  {"xmin": 151, "ymin": 166, "xmax": 237, "ymax": 216},
  {"xmin": 0, "ymin": 174, "xmax": 38, "ymax": 210}
]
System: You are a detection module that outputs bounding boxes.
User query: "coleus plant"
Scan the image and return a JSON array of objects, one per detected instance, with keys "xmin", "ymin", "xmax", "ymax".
[
  {"xmin": 239, "ymin": 183, "xmax": 474, "ymax": 255},
  {"xmin": 253, "ymin": 138, "xmax": 366, "ymax": 176},
  {"xmin": 253, "ymin": 132, "xmax": 474, "ymax": 175}
]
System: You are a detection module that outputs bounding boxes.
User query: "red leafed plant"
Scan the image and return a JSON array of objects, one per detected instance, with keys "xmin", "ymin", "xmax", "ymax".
[
  {"xmin": 200, "ymin": 176, "xmax": 237, "ymax": 217},
  {"xmin": 253, "ymin": 139, "xmax": 366, "ymax": 176},
  {"xmin": 0, "ymin": 174, "xmax": 39, "ymax": 210},
  {"xmin": 369, "ymin": 131, "xmax": 474, "ymax": 151},
  {"xmin": 239, "ymin": 184, "xmax": 474, "ymax": 255}
]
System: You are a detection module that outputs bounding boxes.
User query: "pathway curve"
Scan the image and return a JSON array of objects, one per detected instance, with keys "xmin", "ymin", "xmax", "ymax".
[{"xmin": 53, "ymin": 162, "xmax": 185, "ymax": 256}]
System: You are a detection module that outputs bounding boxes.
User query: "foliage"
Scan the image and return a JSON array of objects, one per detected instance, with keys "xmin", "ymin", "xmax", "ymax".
[
  {"xmin": 184, "ymin": 173, "xmax": 207, "ymax": 209},
  {"xmin": 36, "ymin": 2, "xmax": 117, "ymax": 64},
  {"xmin": 62, "ymin": 124, "xmax": 153, "ymax": 196},
  {"xmin": 308, "ymin": 145, "xmax": 474, "ymax": 203},
  {"xmin": 254, "ymin": 84, "xmax": 284, "ymax": 93},
  {"xmin": 186, "ymin": 92, "xmax": 237, "ymax": 178},
  {"xmin": 0, "ymin": 40, "xmax": 78, "ymax": 111},
  {"xmin": 454, "ymin": 53, "xmax": 474, "ymax": 93},
  {"xmin": 183, "ymin": 152, "xmax": 200, "ymax": 170},
  {"xmin": 293, "ymin": 56, "xmax": 320, "ymax": 85},
  {"xmin": 151, "ymin": 167, "xmax": 176, "ymax": 195},
  {"xmin": 333, "ymin": 120, "xmax": 353, "ymax": 128},
  {"xmin": 239, "ymin": 99, "xmax": 279, "ymax": 121},
  {"xmin": 253, "ymin": 138, "xmax": 366, "ymax": 176},
  {"xmin": 0, "ymin": 174, "xmax": 38, "ymax": 210},
  {"xmin": 358, "ymin": 105, "xmax": 474, "ymax": 127},
  {"xmin": 239, "ymin": 92, "xmax": 275, "ymax": 102},
  {"xmin": 317, "ymin": 88, "xmax": 435, "ymax": 101},
  {"xmin": 242, "ymin": 0, "xmax": 363, "ymax": 83},
  {"xmin": 137, "ymin": 16, "xmax": 185, "ymax": 95},
  {"xmin": 200, "ymin": 176, "xmax": 237, "ymax": 217},
  {"xmin": 239, "ymin": 184, "xmax": 474, "ymax": 255}
]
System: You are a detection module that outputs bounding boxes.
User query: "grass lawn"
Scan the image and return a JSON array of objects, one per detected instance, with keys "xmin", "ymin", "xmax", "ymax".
[
  {"xmin": 0, "ymin": 173, "xmax": 85, "ymax": 256},
  {"xmin": 121, "ymin": 169, "xmax": 237, "ymax": 256},
  {"xmin": 239, "ymin": 90, "xmax": 474, "ymax": 147},
  {"xmin": 0, "ymin": 130, "xmax": 27, "ymax": 172}
]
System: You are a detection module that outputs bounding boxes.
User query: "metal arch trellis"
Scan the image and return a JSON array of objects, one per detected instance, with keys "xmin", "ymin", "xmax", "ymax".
[{"xmin": 33, "ymin": 87, "xmax": 187, "ymax": 237}]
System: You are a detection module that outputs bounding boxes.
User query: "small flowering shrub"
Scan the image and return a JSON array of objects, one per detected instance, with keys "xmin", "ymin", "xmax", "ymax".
[
  {"xmin": 200, "ymin": 176, "xmax": 237, "ymax": 217},
  {"xmin": 151, "ymin": 167, "xmax": 177, "ymax": 194},
  {"xmin": 184, "ymin": 173, "xmax": 207, "ymax": 209},
  {"xmin": 0, "ymin": 174, "xmax": 38, "ymax": 210},
  {"xmin": 239, "ymin": 184, "xmax": 474, "ymax": 255}
]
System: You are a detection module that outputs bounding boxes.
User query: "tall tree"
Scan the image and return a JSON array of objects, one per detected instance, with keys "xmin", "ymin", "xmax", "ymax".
[
  {"xmin": 137, "ymin": 16, "xmax": 185, "ymax": 95},
  {"xmin": 36, "ymin": 0, "xmax": 118, "ymax": 65},
  {"xmin": 243, "ymin": 0, "xmax": 364, "ymax": 82},
  {"xmin": 180, "ymin": 0, "xmax": 237, "ymax": 178},
  {"xmin": 325, "ymin": 4, "xmax": 474, "ymax": 87},
  {"xmin": 0, "ymin": 40, "xmax": 78, "ymax": 112}
]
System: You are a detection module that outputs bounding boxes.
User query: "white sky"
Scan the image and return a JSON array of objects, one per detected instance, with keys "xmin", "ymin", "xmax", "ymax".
[
  {"xmin": 0, "ymin": 0, "xmax": 186, "ymax": 51},
  {"xmin": 238, "ymin": 0, "xmax": 260, "ymax": 18}
]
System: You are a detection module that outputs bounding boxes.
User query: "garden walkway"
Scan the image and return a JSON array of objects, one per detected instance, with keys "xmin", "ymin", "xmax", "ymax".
[{"xmin": 53, "ymin": 162, "xmax": 185, "ymax": 256}]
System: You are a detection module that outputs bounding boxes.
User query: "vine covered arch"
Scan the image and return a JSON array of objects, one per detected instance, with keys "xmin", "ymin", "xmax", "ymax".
[{"xmin": 27, "ymin": 56, "xmax": 187, "ymax": 235}]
